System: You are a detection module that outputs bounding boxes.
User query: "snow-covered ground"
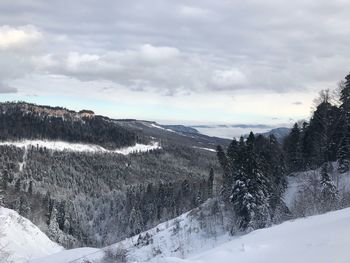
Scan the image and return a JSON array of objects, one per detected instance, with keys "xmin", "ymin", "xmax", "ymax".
[
  {"xmin": 29, "ymin": 199, "xmax": 231, "ymax": 263},
  {"xmin": 149, "ymin": 123, "xmax": 176, "ymax": 133},
  {"xmin": 0, "ymin": 207, "xmax": 63, "ymax": 263},
  {"xmin": 23, "ymin": 205, "xmax": 350, "ymax": 263},
  {"xmin": 0, "ymin": 140, "xmax": 160, "ymax": 155},
  {"xmin": 159, "ymin": 207, "xmax": 350, "ymax": 263},
  {"xmin": 192, "ymin": 146, "xmax": 216, "ymax": 152},
  {"xmin": 30, "ymin": 247, "xmax": 102, "ymax": 263},
  {"xmin": 283, "ymin": 164, "xmax": 350, "ymax": 208}
]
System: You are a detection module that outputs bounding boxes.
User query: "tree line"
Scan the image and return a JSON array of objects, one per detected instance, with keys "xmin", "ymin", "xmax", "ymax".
[{"xmin": 217, "ymin": 73, "xmax": 350, "ymax": 232}]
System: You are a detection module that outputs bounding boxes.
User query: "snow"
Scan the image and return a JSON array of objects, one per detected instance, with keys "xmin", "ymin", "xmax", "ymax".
[
  {"xmin": 0, "ymin": 140, "xmax": 161, "ymax": 155},
  {"xmin": 33, "ymin": 206, "xmax": 350, "ymax": 263},
  {"xmin": 149, "ymin": 123, "xmax": 176, "ymax": 133},
  {"xmin": 158, "ymin": 207, "xmax": 350, "ymax": 263},
  {"xmin": 192, "ymin": 146, "xmax": 216, "ymax": 152},
  {"xmin": 0, "ymin": 207, "xmax": 63, "ymax": 263},
  {"xmin": 30, "ymin": 248, "xmax": 102, "ymax": 263},
  {"xmin": 283, "ymin": 164, "xmax": 350, "ymax": 208}
]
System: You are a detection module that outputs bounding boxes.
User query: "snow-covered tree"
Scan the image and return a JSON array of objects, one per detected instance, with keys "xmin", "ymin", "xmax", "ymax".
[
  {"xmin": 320, "ymin": 162, "xmax": 339, "ymax": 212},
  {"xmin": 231, "ymin": 132, "xmax": 271, "ymax": 231}
]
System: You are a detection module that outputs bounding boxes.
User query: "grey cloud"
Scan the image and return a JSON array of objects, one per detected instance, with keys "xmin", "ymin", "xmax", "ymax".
[
  {"xmin": 0, "ymin": 82, "xmax": 17, "ymax": 93},
  {"xmin": 0, "ymin": 0, "xmax": 350, "ymax": 95}
]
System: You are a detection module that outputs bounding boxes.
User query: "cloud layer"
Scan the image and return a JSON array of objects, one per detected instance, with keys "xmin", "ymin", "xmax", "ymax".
[{"xmin": 0, "ymin": 0, "xmax": 349, "ymax": 121}]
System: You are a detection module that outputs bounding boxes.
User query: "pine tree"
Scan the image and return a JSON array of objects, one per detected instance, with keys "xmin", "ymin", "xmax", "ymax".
[
  {"xmin": 216, "ymin": 145, "xmax": 231, "ymax": 202},
  {"xmin": 129, "ymin": 207, "xmax": 143, "ymax": 236},
  {"xmin": 283, "ymin": 123, "xmax": 302, "ymax": 172},
  {"xmin": 320, "ymin": 162, "xmax": 339, "ymax": 212},
  {"xmin": 208, "ymin": 168, "xmax": 214, "ymax": 197},
  {"xmin": 15, "ymin": 178, "xmax": 21, "ymax": 192},
  {"xmin": 337, "ymin": 73, "xmax": 350, "ymax": 171},
  {"xmin": 337, "ymin": 131, "xmax": 350, "ymax": 173},
  {"xmin": 231, "ymin": 132, "xmax": 271, "ymax": 231},
  {"xmin": 48, "ymin": 207, "xmax": 61, "ymax": 241},
  {"xmin": 28, "ymin": 180, "xmax": 33, "ymax": 195},
  {"xmin": 2, "ymin": 169, "xmax": 8, "ymax": 191}
]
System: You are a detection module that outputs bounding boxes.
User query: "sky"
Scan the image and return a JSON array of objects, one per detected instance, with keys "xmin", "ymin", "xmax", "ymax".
[{"xmin": 0, "ymin": 0, "xmax": 349, "ymax": 126}]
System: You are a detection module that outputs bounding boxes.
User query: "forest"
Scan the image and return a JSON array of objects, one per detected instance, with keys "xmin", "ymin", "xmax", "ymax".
[
  {"xmin": 1, "ymin": 73, "xmax": 350, "ymax": 250},
  {"xmin": 215, "ymin": 73, "xmax": 350, "ymax": 233}
]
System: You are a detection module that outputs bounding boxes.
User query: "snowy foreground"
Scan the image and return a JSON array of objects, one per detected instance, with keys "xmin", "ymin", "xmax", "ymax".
[
  {"xmin": 3, "ymin": 205, "xmax": 350, "ymax": 263},
  {"xmin": 0, "ymin": 140, "xmax": 160, "ymax": 155},
  {"xmin": 162, "ymin": 208, "xmax": 350, "ymax": 263},
  {"xmin": 0, "ymin": 207, "xmax": 63, "ymax": 263}
]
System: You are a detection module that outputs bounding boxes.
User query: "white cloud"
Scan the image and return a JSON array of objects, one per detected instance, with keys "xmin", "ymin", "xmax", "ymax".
[
  {"xmin": 31, "ymin": 45, "xmax": 253, "ymax": 95},
  {"xmin": 211, "ymin": 69, "xmax": 248, "ymax": 89},
  {"xmin": 139, "ymin": 44, "xmax": 180, "ymax": 63},
  {"xmin": 179, "ymin": 6, "xmax": 210, "ymax": 17},
  {"xmin": 0, "ymin": 25, "xmax": 42, "ymax": 50}
]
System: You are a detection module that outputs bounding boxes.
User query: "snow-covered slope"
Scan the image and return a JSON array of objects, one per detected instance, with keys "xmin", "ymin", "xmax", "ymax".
[
  {"xmin": 159, "ymin": 207, "xmax": 350, "ymax": 263},
  {"xmin": 33, "ymin": 205, "xmax": 350, "ymax": 263},
  {"xmin": 0, "ymin": 140, "xmax": 160, "ymax": 155},
  {"xmin": 0, "ymin": 207, "xmax": 63, "ymax": 263},
  {"xmin": 284, "ymin": 163, "xmax": 350, "ymax": 208},
  {"xmin": 31, "ymin": 199, "xmax": 232, "ymax": 263}
]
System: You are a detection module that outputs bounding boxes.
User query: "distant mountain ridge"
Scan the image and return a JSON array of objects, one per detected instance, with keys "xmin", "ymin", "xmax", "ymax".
[{"xmin": 0, "ymin": 101, "xmax": 140, "ymax": 149}]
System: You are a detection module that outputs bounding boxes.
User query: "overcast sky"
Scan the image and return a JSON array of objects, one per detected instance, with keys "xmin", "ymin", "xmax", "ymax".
[{"xmin": 0, "ymin": 0, "xmax": 349, "ymax": 125}]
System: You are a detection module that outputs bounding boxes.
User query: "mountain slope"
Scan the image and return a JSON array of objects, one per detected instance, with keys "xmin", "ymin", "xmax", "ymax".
[
  {"xmin": 31, "ymin": 205, "xmax": 350, "ymax": 263},
  {"xmin": 0, "ymin": 102, "xmax": 222, "ymax": 248},
  {"xmin": 0, "ymin": 207, "xmax": 63, "ymax": 263},
  {"xmin": 160, "ymin": 207, "xmax": 350, "ymax": 263}
]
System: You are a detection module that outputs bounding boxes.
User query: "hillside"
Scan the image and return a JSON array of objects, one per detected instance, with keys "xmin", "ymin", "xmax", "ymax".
[
  {"xmin": 0, "ymin": 207, "xmax": 63, "ymax": 263},
  {"xmin": 160, "ymin": 207, "xmax": 350, "ymax": 263},
  {"xmin": 28, "ymin": 202, "xmax": 350, "ymax": 263},
  {"xmin": 0, "ymin": 102, "xmax": 227, "ymax": 248}
]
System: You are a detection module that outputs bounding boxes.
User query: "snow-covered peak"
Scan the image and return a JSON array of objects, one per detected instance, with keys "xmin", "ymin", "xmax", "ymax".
[{"xmin": 0, "ymin": 207, "xmax": 63, "ymax": 263}]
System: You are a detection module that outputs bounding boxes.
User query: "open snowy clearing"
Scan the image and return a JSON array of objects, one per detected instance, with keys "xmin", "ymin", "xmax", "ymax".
[
  {"xmin": 0, "ymin": 207, "xmax": 63, "ymax": 263},
  {"xmin": 0, "ymin": 140, "xmax": 160, "ymax": 155}
]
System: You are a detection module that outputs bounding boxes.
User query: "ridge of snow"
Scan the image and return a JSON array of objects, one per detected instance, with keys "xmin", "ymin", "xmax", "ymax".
[
  {"xmin": 0, "ymin": 207, "xmax": 63, "ymax": 263},
  {"xmin": 0, "ymin": 140, "xmax": 161, "ymax": 155}
]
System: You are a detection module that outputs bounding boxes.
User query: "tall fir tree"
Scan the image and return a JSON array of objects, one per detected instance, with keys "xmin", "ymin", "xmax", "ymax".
[
  {"xmin": 231, "ymin": 132, "xmax": 271, "ymax": 231},
  {"xmin": 320, "ymin": 162, "xmax": 339, "ymax": 212}
]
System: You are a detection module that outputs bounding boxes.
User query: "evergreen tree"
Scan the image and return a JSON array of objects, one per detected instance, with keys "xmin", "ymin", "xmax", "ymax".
[
  {"xmin": 283, "ymin": 123, "xmax": 302, "ymax": 172},
  {"xmin": 129, "ymin": 207, "xmax": 143, "ymax": 236},
  {"xmin": 28, "ymin": 180, "xmax": 33, "ymax": 195},
  {"xmin": 337, "ymin": 73, "xmax": 350, "ymax": 171},
  {"xmin": 208, "ymin": 168, "xmax": 214, "ymax": 197},
  {"xmin": 337, "ymin": 130, "xmax": 350, "ymax": 173},
  {"xmin": 216, "ymin": 145, "xmax": 231, "ymax": 202},
  {"xmin": 320, "ymin": 162, "xmax": 339, "ymax": 212},
  {"xmin": 15, "ymin": 178, "xmax": 21, "ymax": 192},
  {"xmin": 231, "ymin": 132, "xmax": 271, "ymax": 231}
]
